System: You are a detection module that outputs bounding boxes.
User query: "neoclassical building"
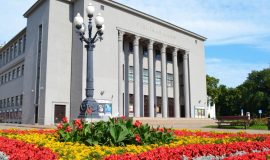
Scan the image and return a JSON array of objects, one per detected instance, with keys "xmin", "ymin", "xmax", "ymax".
[{"xmin": 0, "ymin": 0, "xmax": 207, "ymax": 125}]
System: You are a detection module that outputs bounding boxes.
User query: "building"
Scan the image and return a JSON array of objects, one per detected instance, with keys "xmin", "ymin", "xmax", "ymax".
[{"xmin": 0, "ymin": 0, "xmax": 207, "ymax": 125}]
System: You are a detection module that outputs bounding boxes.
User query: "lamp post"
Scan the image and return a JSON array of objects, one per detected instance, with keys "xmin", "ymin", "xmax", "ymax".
[{"xmin": 74, "ymin": 3, "xmax": 105, "ymax": 118}]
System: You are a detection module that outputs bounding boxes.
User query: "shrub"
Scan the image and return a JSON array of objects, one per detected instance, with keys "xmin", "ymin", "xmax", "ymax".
[
  {"xmin": 250, "ymin": 118, "xmax": 267, "ymax": 126},
  {"xmin": 56, "ymin": 117, "xmax": 175, "ymax": 146}
]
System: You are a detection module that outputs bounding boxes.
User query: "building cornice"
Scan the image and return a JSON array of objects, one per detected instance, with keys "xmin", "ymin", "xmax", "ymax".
[
  {"xmin": 23, "ymin": 0, "xmax": 76, "ymax": 18},
  {"xmin": 98, "ymin": 0, "xmax": 207, "ymax": 41},
  {"xmin": 0, "ymin": 28, "xmax": 26, "ymax": 53}
]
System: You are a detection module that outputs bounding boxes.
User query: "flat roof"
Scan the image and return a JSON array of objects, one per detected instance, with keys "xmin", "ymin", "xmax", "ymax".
[{"xmin": 23, "ymin": 0, "xmax": 206, "ymax": 41}]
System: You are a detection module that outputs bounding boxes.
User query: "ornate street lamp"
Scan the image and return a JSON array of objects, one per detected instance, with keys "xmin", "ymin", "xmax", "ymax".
[{"xmin": 74, "ymin": 3, "xmax": 105, "ymax": 118}]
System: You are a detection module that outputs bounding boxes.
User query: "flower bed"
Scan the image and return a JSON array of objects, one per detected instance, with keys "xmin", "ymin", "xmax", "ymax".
[{"xmin": 0, "ymin": 118, "xmax": 269, "ymax": 159}]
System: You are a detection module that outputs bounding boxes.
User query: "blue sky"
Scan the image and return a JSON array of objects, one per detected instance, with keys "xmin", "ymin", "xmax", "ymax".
[{"xmin": 1, "ymin": 0, "xmax": 270, "ymax": 87}]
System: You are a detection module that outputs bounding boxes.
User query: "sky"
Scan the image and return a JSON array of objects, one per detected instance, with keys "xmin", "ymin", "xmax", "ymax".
[{"xmin": 0, "ymin": 0, "xmax": 270, "ymax": 87}]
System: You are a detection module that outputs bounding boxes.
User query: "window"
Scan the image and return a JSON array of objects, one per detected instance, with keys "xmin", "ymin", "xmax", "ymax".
[
  {"xmin": 155, "ymin": 50, "xmax": 161, "ymax": 60},
  {"xmin": 20, "ymin": 95, "xmax": 23, "ymax": 106},
  {"xmin": 4, "ymin": 74, "xmax": 7, "ymax": 82},
  {"xmin": 17, "ymin": 67, "xmax": 21, "ymax": 77},
  {"xmin": 100, "ymin": 5, "xmax": 105, "ymax": 10},
  {"xmin": 15, "ymin": 96, "xmax": 18, "ymax": 106},
  {"xmin": 3, "ymin": 99, "xmax": 6, "ymax": 108},
  {"xmin": 8, "ymin": 72, "xmax": 11, "ymax": 81},
  {"xmin": 3, "ymin": 52, "xmax": 6, "ymax": 65},
  {"xmin": 1, "ymin": 76, "xmax": 3, "ymax": 84},
  {"xmin": 0, "ymin": 100, "xmax": 2, "ymax": 108},
  {"xmin": 14, "ymin": 42, "xmax": 18, "ymax": 58},
  {"xmin": 9, "ymin": 46, "xmax": 13, "ymax": 61},
  {"xmin": 11, "ymin": 97, "xmax": 14, "ymax": 107},
  {"xmin": 23, "ymin": 34, "xmax": 26, "ymax": 53},
  {"xmin": 143, "ymin": 69, "xmax": 148, "ymax": 84},
  {"xmin": 128, "ymin": 66, "xmax": 134, "ymax": 81},
  {"xmin": 35, "ymin": 24, "xmax": 42, "ymax": 105},
  {"xmin": 21, "ymin": 65, "xmax": 24, "ymax": 75},
  {"xmin": 6, "ymin": 52, "xmax": 9, "ymax": 63},
  {"xmin": 167, "ymin": 73, "xmax": 174, "ymax": 87},
  {"xmin": 12, "ymin": 69, "xmax": 16, "ymax": 79},
  {"xmin": 0, "ymin": 53, "xmax": 2, "ymax": 66},
  {"xmin": 129, "ymin": 42, "xmax": 133, "ymax": 52},
  {"xmin": 18, "ymin": 38, "xmax": 22, "ymax": 55},
  {"xmin": 167, "ymin": 53, "xmax": 172, "ymax": 62},
  {"xmin": 155, "ymin": 71, "xmax": 161, "ymax": 86},
  {"xmin": 7, "ymin": 98, "xmax": 10, "ymax": 107},
  {"xmin": 143, "ymin": 48, "xmax": 148, "ymax": 57}
]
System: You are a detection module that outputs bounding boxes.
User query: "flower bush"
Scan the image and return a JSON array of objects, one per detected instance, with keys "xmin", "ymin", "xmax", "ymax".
[
  {"xmin": 0, "ymin": 119, "xmax": 270, "ymax": 159},
  {"xmin": 56, "ymin": 117, "xmax": 174, "ymax": 146}
]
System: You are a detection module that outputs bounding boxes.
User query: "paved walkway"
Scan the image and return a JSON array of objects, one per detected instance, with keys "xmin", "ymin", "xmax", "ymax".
[{"xmin": 0, "ymin": 118, "xmax": 269, "ymax": 134}]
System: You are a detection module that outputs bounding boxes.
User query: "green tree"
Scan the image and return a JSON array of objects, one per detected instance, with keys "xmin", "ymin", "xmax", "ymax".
[{"xmin": 206, "ymin": 75, "xmax": 220, "ymax": 104}]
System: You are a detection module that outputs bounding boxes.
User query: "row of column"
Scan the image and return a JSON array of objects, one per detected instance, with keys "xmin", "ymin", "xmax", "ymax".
[{"xmin": 118, "ymin": 30, "xmax": 190, "ymax": 118}]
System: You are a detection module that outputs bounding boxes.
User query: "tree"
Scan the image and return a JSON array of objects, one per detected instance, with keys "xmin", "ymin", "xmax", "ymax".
[{"xmin": 206, "ymin": 75, "xmax": 220, "ymax": 104}]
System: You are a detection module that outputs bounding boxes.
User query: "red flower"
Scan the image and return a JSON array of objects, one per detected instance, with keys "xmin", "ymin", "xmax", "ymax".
[
  {"xmin": 62, "ymin": 117, "xmax": 68, "ymax": 123},
  {"xmin": 56, "ymin": 123, "xmax": 63, "ymax": 130},
  {"xmin": 121, "ymin": 116, "xmax": 126, "ymax": 120},
  {"xmin": 65, "ymin": 126, "xmax": 72, "ymax": 132},
  {"xmin": 74, "ymin": 119, "xmax": 83, "ymax": 130},
  {"xmin": 134, "ymin": 120, "xmax": 142, "ymax": 127},
  {"xmin": 135, "ymin": 134, "xmax": 141, "ymax": 143}
]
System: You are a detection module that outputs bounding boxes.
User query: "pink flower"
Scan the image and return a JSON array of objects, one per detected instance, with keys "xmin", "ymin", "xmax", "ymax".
[
  {"xmin": 65, "ymin": 126, "xmax": 72, "ymax": 133},
  {"xmin": 62, "ymin": 117, "xmax": 68, "ymax": 123},
  {"xmin": 134, "ymin": 120, "xmax": 142, "ymax": 127},
  {"xmin": 56, "ymin": 123, "xmax": 63, "ymax": 130},
  {"xmin": 135, "ymin": 134, "xmax": 141, "ymax": 143}
]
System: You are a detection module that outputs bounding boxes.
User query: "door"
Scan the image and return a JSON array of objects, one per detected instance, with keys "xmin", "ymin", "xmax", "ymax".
[{"xmin": 54, "ymin": 105, "xmax": 66, "ymax": 123}]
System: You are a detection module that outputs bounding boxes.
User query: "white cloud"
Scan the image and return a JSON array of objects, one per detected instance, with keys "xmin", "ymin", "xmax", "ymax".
[
  {"xmin": 206, "ymin": 58, "xmax": 269, "ymax": 87},
  {"xmin": 115, "ymin": 0, "xmax": 270, "ymax": 51}
]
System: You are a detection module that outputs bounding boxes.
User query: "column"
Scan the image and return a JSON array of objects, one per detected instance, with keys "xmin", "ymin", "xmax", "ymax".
[
  {"xmin": 118, "ymin": 31, "xmax": 124, "ymax": 116},
  {"xmin": 161, "ymin": 44, "xmax": 168, "ymax": 118},
  {"xmin": 148, "ymin": 40, "xmax": 155, "ymax": 117},
  {"xmin": 173, "ymin": 48, "xmax": 180, "ymax": 118},
  {"xmin": 183, "ymin": 52, "xmax": 190, "ymax": 118},
  {"xmin": 134, "ymin": 35, "xmax": 140, "ymax": 117}
]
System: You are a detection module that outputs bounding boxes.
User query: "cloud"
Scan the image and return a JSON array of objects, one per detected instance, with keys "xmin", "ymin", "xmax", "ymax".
[
  {"xmin": 115, "ymin": 0, "xmax": 270, "ymax": 52},
  {"xmin": 206, "ymin": 58, "xmax": 269, "ymax": 87}
]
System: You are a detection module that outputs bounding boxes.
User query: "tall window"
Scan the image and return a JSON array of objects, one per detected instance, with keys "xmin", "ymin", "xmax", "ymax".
[
  {"xmin": 128, "ymin": 66, "xmax": 134, "ymax": 81},
  {"xmin": 11, "ymin": 97, "xmax": 14, "ymax": 107},
  {"xmin": 0, "ymin": 53, "xmax": 2, "ymax": 67},
  {"xmin": 155, "ymin": 50, "xmax": 161, "ymax": 60},
  {"xmin": 20, "ymin": 95, "xmax": 23, "ymax": 106},
  {"xmin": 23, "ymin": 34, "xmax": 26, "ymax": 53},
  {"xmin": 8, "ymin": 72, "xmax": 11, "ymax": 81},
  {"xmin": 143, "ymin": 69, "xmax": 148, "ymax": 84},
  {"xmin": 18, "ymin": 38, "xmax": 22, "ymax": 55},
  {"xmin": 0, "ymin": 100, "xmax": 2, "ymax": 108},
  {"xmin": 12, "ymin": 69, "xmax": 16, "ymax": 79},
  {"xmin": 155, "ymin": 71, "xmax": 161, "ymax": 86},
  {"xmin": 14, "ymin": 42, "xmax": 18, "ymax": 58},
  {"xmin": 35, "ymin": 24, "xmax": 42, "ymax": 105},
  {"xmin": 3, "ymin": 99, "xmax": 6, "ymax": 108},
  {"xmin": 6, "ymin": 52, "xmax": 9, "ymax": 63},
  {"xmin": 4, "ymin": 74, "xmax": 7, "ymax": 82},
  {"xmin": 3, "ymin": 52, "xmax": 6, "ymax": 65},
  {"xmin": 15, "ymin": 96, "xmax": 18, "ymax": 106},
  {"xmin": 7, "ymin": 98, "xmax": 10, "ymax": 107},
  {"xmin": 167, "ymin": 73, "xmax": 174, "ymax": 87},
  {"xmin": 17, "ymin": 67, "xmax": 21, "ymax": 77},
  {"xmin": 21, "ymin": 64, "xmax": 24, "ymax": 75}
]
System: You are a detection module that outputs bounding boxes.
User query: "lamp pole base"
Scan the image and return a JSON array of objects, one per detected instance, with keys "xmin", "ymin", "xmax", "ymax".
[{"xmin": 78, "ymin": 97, "xmax": 99, "ymax": 119}]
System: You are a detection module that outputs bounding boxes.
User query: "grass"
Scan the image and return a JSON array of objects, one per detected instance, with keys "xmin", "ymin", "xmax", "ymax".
[{"xmin": 204, "ymin": 124, "xmax": 268, "ymax": 130}]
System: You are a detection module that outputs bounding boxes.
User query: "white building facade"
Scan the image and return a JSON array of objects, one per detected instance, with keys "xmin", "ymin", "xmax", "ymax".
[{"xmin": 0, "ymin": 0, "xmax": 207, "ymax": 125}]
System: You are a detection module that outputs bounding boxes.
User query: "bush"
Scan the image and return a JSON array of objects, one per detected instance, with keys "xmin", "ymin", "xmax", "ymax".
[
  {"xmin": 250, "ymin": 118, "xmax": 267, "ymax": 126},
  {"xmin": 56, "ymin": 117, "xmax": 175, "ymax": 146}
]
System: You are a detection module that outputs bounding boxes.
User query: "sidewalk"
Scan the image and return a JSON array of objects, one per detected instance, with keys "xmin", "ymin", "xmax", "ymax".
[{"xmin": 0, "ymin": 118, "xmax": 269, "ymax": 134}]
